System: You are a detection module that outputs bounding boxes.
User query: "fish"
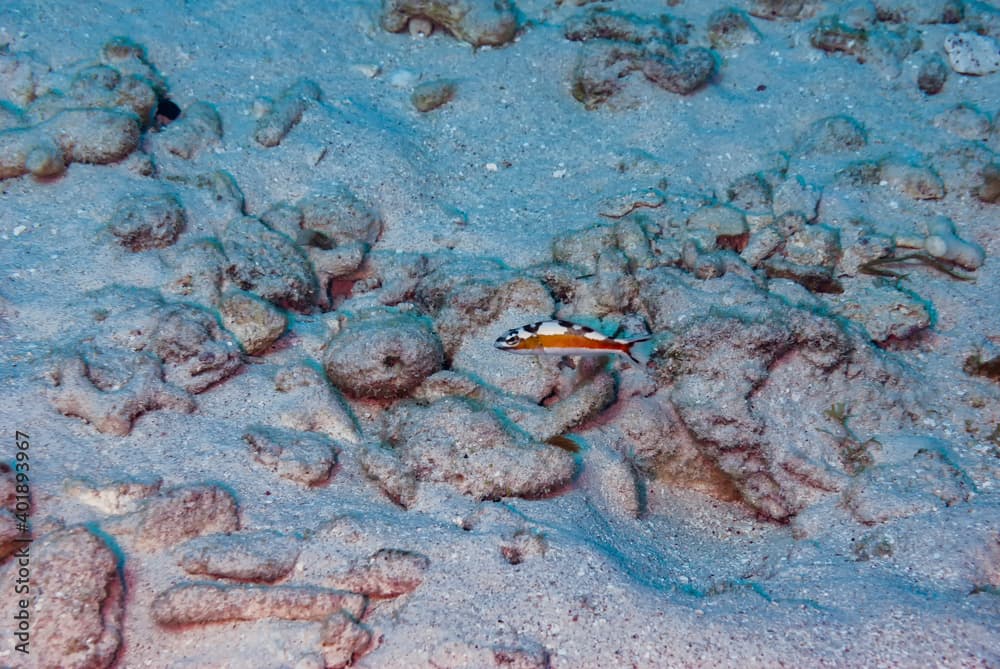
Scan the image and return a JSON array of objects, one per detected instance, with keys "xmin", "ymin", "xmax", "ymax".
[{"xmin": 494, "ymin": 319, "xmax": 651, "ymax": 364}]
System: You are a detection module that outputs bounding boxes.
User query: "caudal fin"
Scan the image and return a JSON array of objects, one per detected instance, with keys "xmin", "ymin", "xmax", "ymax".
[{"xmin": 624, "ymin": 334, "xmax": 652, "ymax": 365}]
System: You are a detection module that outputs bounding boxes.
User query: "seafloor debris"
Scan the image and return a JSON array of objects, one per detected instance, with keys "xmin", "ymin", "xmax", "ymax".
[
  {"xmin": 31, "ymin": 528, "xmax": 124, "ymax": 669},
  {"xmin": 252, "ymin": 78, "xmax": 321, "ymax": 147},
  {"xmin": 323, "ymin": 309, "xmax": 444, "ymax": 399},
  {"xmin": 380, "ymin": 0, "xmax": 519, "ymax": 47},
  {"xmin": 243, "ymin": 424, "xmax": 339, "ymax": 486}
]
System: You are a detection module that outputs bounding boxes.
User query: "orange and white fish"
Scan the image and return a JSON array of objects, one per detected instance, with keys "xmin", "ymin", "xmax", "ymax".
[{"xmin": 494, "ymin": 320, "xmax": 650, "ymax": 364}]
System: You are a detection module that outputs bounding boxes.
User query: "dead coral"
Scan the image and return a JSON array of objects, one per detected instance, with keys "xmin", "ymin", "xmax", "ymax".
[
  {"xmin": 107, "ymin": 484, "xmax": 240, "ymax": 552},
  {"xmin": 567, "ymin": 8, "xmax": 715, "ymax": 109},
  {"xmin": 378, "ymin": 396, "xmax": 576, "ymax": 500},
  {"xmin": 327, "ymin": 548, "xmax": 430, "ymax": 598},
  {"xmin": 221, "ymin": 215, "xmax": 318, "ymax": 312},
  {"xmin": 32, "ymin": 528, "xmax": 124, "ymax": 669},
  {"xmin": 107, "ymin": 192, "xmax": 187, "ymax": 251},
  {"xmin": 253, "ymin": 78, "xmax": 320, "ymax": 147},
  {"xmin": 243, "ymin": 424, "xmax": 339, "ymax": 486},
  {"xmin": 46, "ymin": 347, "xmax": 195, "ymax": 436},
  {"xmin": 323, "ymin": 309, "xmax": 444, "ymax": 399},
  {"xmin": 380, "ymin": 0, "xmax": 518, "ymax": 47},
  {"xmin": 151, "ymin": 582, "xmax": 365, "ymax": 625},
  {"xmin": 176, "ymin": 530, "xmax": 302, "ymax": 582}
]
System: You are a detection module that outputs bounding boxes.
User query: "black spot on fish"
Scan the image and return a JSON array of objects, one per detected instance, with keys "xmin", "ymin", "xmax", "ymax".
[
  {"xmin": 524, "ymin": 322, "xmax": 540, "ymax": 333},
  {"xmin": 557, "ymin": 319, "xmax": 574, "ymax": 328}
]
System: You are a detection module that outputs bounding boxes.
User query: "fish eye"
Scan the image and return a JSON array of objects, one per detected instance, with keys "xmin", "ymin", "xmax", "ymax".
[{"xmin": 504, "ymin": 334, "xmax": 520, "ymax": 346}]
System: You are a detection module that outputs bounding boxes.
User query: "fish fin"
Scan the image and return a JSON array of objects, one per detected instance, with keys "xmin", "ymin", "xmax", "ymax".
[
  {"xmin": 546, "ymin": 435, "xmax": 581, "ymax": 453},
  {"xmin": 625, "ymin": 336, "xmax": 653, "ymax": 366}
]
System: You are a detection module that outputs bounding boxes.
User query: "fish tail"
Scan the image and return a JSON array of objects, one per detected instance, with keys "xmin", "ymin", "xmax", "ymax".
[{"xmin": 623, "ymin": 334, "xmax": 652, "ymax": 365}]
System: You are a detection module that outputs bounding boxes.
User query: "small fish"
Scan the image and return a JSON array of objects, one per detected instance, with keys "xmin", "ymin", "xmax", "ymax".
[{"xmin": 494, "ymin": 320, "xmax": 650, "ymax": 364}]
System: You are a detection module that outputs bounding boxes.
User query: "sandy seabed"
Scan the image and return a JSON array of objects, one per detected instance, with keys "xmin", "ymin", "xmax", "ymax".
[{"xmin": 1, "ymin": 0, "xmax": 999, "ymax": 667}]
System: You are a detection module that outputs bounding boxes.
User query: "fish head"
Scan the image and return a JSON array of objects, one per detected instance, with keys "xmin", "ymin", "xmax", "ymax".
[{"xmin": 494, "ymin": 328, "xmax": 526, "ymax": 351}]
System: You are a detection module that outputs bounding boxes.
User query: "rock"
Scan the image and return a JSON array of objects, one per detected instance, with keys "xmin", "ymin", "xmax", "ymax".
[
  {"xmin": 976, "ymin": 163, "xmax": 1000, "ymax": 203},
  {"xmin": 379, "ymin": 396, "xmax": 576, "ymax": 500},
  {"xmin": 772, "ymin": 174, "xmax": 821, "ymax": 220},
  {"xmin": 222, "ymin": 215, "xmax": 318, "ymax": 312},
  {"xmin": 380, "ymin": 0, "xmax": 518, "ymax": 47},
  {"xmin": 499, "ymin": 527, "xmax": 548, "ymax": 565},
  {"xmin": 328, "ymin": 548, "xmax": 430, "ymax": 598},
  {"xmin": 107, "ymin": 192, "xmax": 186, "ymax": 251},
  {"xmin": 873, "ymin": 0, "xmax": 963, "ymax": 24},
  {"xmin": 880, "ymin": 158, "xmax": 945, "ymax": 200},
  {"xmin": 243, "ymin": 425, "xmax": 338, "ymax": 486},
  {"xmin": 162, "ymin": 238, "xmax": 227, "ymax": 306},
  {"xmin": 412, "ymin": 79, "xmax": 457, "ymax": 112},
  {"xmin": 219, "ymin": 289, "xmax": 287, "ymax": 355},
  {"xmin": 323, "ymin": 310, "xmax": 444, "ymax": 399},
  {"xmin": 567, "ymin": 9, "xmax": 715, "ymax": 107},
  {"xmin": 810, "ymin": 15, "xmax": 868, "ymax": 59},
  {"xmin": 943, "ymin": 32, "xmax": 1000, "ymax": 75},
  {"xmin": 359, "ymin": 442, "xmax": 419, "ymax": 508},
  {"xmin": 151, "ymin": 582, "xmax": 365, "ymax": 625},
  {"xmin": 177, "ymin": 530, "xmax": 302, "ymax": 582},
  {"xmin": 253, "ymin": 78, "xmax": 321, "ymax": 147},
  {"xmin": 842, "ymin": 436, "xmax": 970, "ymax": 524},
  {"xmin": 640, "ymin": 48, "xmax": 717, "ymax": 95},
  {"xmin": 30, "ymin": 528, "xmax": 124, "ymax": 669}
]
